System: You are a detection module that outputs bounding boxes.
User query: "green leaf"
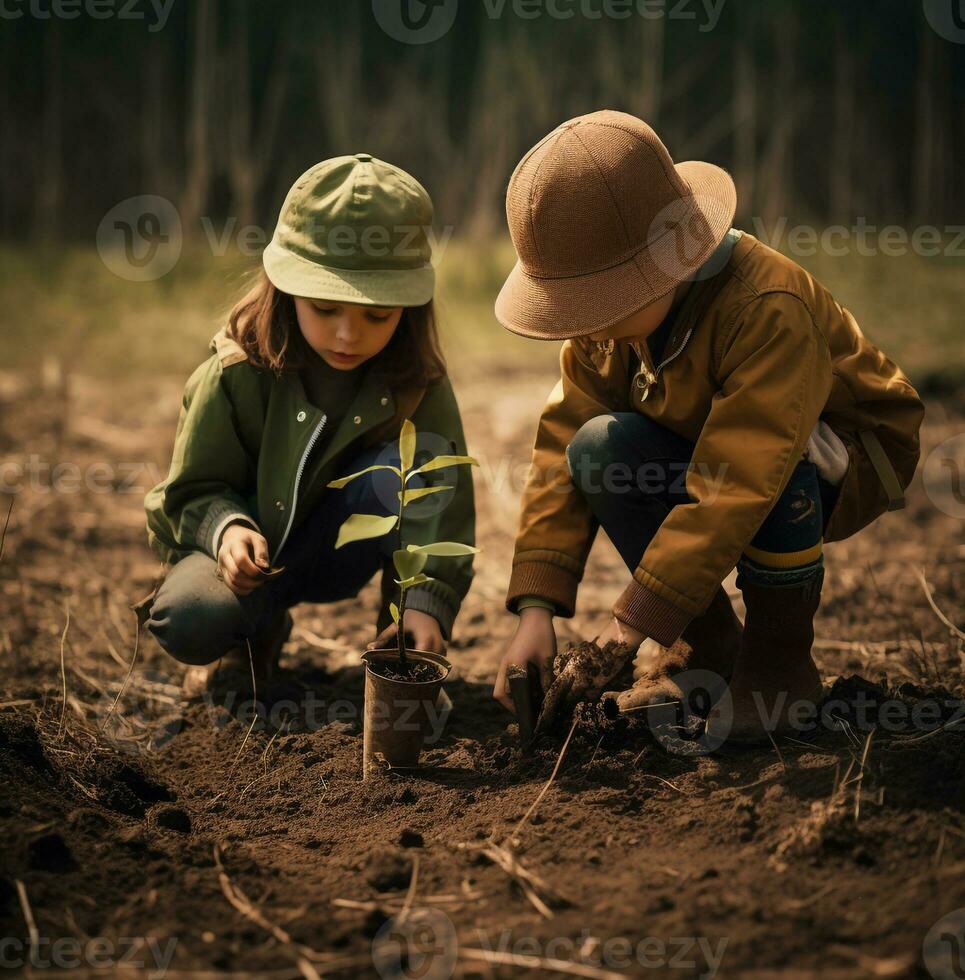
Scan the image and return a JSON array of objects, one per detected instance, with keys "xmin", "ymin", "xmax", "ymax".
[
  {"xmin": 333, "ymin": 513, "xmax": 398, "ymax": 549},
  {"xmin": 327, "ymin": 464, "xmax": 400, "ymax": 490},
  {"xmin": 389, "ymin": 602, "xmax": 400, "ymax": 625},
  {"xmin": 399, "ymin": 419, "xmax": 416, "ymax": 473},
  {"xmin": 407, "ymin": 454, "xmax": 479, "ymax": 479},
  {"xmin": 406, "ymin": 541, "xmax": 480, "ymax": 557},
  {"xmin": 398, "ymin": 485, "xmax": 452, "ymax": 503},
  {"xmin": 393, "ymin": 548, "xmax": 428, "ymax": 580},
  {"xmin": 395, "ymin": 573, "xmax": 435, "ymax": 590}
]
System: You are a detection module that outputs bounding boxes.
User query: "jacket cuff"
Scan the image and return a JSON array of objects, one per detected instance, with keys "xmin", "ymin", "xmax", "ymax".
[
  {"xmin": 403, "ymin": 582, "xmax": 459, "ymax": 642},
  {"xmin": 506, "ymin": 560, "xmax": 581, "ymax": 618},
  {"xmin": 612, "ymin": 578, "xmax": 695, "ymax": 647},
  {"xmin": 197, "ymin": 499, "xmax": 260, "ymax": 560}
]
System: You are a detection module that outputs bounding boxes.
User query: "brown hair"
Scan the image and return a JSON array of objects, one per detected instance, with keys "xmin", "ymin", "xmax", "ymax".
[{"xmin": 225, "ymin": 270, "xmax": 447, "ymax": 390}]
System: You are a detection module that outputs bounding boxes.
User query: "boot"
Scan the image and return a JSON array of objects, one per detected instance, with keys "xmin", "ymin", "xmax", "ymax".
[
  {"xmin": 181, "ymin": 609, "xmax": 294, "ymax": 699},
  {"xmin": 612, "ymin": 586, "xmax": 743, "ymax": 713},
  {"xmin": 706, "ymin": 571, "xmax": 824, "ymax": 746}
]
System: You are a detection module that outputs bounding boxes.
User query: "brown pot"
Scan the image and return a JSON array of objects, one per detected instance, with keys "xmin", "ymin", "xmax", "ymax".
[{"xmin": 360, "ymin": 648, "xmax": 452, "ymax": 780}]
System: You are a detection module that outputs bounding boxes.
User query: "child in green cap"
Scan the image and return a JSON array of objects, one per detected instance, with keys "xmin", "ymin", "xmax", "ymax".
[{"xmin": 143, "ymin": 154, "xmax": 476, "ymax": 695}]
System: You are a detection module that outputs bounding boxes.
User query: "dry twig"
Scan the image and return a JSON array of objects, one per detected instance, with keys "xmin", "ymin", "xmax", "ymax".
[
  {"xmin": 0, "ymin": 495, "xmax": 13, "ymax": 565},
  {"xmin": 15, "ymin": 879, "xmax": 39, "ymax": 966},
  {"xmin": 213, "ymin": 844, "xmax": 322, "ymax": 980},
  {"xmin": 914, "ymin": 568, "xmax": 965, "ymax": 643},
  {"xmin": 507, "ymin": 716, "xmax": 578, "ymax": 846},
  {"xmin": 57, "ymin": 599, "xmax": 70, "ymax": 739},
  {"xmin": 460, "ymin": 946, "xmax": 626, "ymax": 979},
  {"xmin": 101, "ymin": 607, "xmax": 141, "ymax": 730}
]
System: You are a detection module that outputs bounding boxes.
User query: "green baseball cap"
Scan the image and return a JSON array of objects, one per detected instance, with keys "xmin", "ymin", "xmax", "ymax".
[{"xmin": 263, "ymin": 153, "xmax": 435, "ymax": 307}]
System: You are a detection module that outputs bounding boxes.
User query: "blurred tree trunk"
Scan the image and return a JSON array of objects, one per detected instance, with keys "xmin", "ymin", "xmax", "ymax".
[
  {"xmin": 180, "ymin": 0, "xmax": 216, "ymax": 237},
  {"xmin": 636, "ymin": 19, "xmax": 664, "ymax": 126},
  {"xmin": 34, "ymin": 22, "xmax": 63, "ymax": 241},
  {"xmin": 732, "ymin": 9, "xmax": 756, "ymax": 217},
  {"xmin": 141, "ymin": 44, "xmax": 170, "ymax": 198},
  {"xmin": 0, "ymin": 30, "xmax": 11, "ymax": 235},
  {"xmin": 913, "ymin": 22, "xmax": 949, "ymax": 223},
  {"xmin": 225, "ymin": 3, "xmax": 290, "ymax": 229},
  {"xmin": 830, "ymin": 27, "xmax": 854, "ymax": 220},
  {"xmin": 757, "ymin": 11, "xmax": 799, "ymax": 230},
  {"xmin": 315, "ymin": 4, "xmax": 362, "ymax": 151}
]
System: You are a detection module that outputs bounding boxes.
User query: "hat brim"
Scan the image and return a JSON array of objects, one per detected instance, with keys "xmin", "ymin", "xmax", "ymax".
[
  {"xmin": 263, "ymin": 240, "xmax": 435, "ymax": 308},
  {"xmin": 494, "ymin": 161, "xmax": 737, "ymax": 341}
]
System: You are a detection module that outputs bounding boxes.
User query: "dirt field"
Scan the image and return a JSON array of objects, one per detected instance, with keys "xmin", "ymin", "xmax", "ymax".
[{"xmin": 1, "ymin": 357, "xmax": 964, "ymax": 979}]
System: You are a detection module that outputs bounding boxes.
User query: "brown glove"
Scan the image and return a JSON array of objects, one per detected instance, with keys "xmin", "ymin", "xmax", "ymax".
[{"xmin": 535, "ymin": 639, "xmax": 636, "ymax": 735}]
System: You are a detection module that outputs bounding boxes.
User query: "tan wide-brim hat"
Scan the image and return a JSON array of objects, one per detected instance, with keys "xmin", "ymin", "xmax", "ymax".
[{"xmin": 495, "ymin": 110, "xmax": 737, "ymax": 341}]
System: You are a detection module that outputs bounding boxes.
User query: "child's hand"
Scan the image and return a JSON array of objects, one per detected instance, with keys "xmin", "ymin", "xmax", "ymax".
[
  {"xmin": 493, "ymin": 607, "xmax": 557, "ymax": 713},
  {"xmin": 218, "ymin": 524, "xmax": 271, "ymax": 596},
  {"xmin": 368, "ymin": 609, "xmax": 446, "ymax": 655}
]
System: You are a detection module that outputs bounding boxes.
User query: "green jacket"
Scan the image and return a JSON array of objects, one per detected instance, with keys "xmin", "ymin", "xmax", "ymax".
[{"xmin": 144, "ymin": 327, "xmax": 476, "ymax": 638}]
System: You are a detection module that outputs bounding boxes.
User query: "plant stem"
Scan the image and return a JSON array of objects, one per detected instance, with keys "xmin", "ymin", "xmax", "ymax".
[{"xmin": 396, "ymin": 482, "xmax": 408, "ymax": 672}]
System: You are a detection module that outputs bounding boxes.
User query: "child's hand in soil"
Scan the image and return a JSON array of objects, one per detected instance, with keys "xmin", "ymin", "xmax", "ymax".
[
  {"xmin": 217, "ymin": 524, "xmax": 272, "ymax": 596},
  {"xmin": 368, "ymin": 609, "xmax": 446, "ymax": 654},
  {"xmin": 535, "ymin": 621, "xmax": 641, "ymax": 734},
  {"xmin": 493, "ymin": 606, "xmax": 557, "ymax": 712}
]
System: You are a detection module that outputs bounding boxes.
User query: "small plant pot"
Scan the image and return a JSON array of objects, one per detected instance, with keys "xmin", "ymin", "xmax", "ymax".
[{"xmin": 360, "ymin": 648, "xmax": 452, "ymax": 780}]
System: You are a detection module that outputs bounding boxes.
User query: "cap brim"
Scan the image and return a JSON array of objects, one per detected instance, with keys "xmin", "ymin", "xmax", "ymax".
[
  {"xmin": 263, "ymin": 240, "xmax": 435, "ymax": 307},
  {"xmin": 495, "ymin": 161, "xmax": 737, "ymax": 340}
]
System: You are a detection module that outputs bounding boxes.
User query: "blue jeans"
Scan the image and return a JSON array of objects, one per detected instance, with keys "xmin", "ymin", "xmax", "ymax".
[
  {"xmin": 147, "ymin": 443, "xmax": 412, "ymax": 666},
  {"xmin": 565, "ymin": 414, "xmax": 840, "ymax": 589}
]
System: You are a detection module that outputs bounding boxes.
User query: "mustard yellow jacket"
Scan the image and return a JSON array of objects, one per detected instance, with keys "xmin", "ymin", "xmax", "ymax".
[{"xmin": 506, "ymin": 230, "xmax": 925, "ymax": 645}]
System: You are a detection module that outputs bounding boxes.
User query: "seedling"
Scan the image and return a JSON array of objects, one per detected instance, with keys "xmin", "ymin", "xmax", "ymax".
[{"xmin": 327, "ymin": 418, "xmax": 478, "ymax": 674}]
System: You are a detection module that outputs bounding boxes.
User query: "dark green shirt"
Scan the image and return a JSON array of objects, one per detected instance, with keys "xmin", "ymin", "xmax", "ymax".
[{"xmin": 298, "ymin": 344, "xmax": 366, "ymax": 433}]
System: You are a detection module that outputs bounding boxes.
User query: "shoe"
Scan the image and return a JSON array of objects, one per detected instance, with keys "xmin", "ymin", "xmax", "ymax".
[
  {"xmin": 612, "ymin": 586, "xmax": 743, "ymax": 713},
  {"xmin": 181, "ymin": 610, "xmax": 294, "ymax": 699},
  {"xmin": 706, "ymin": 571, "xmax": 825, "ymax": 746}
]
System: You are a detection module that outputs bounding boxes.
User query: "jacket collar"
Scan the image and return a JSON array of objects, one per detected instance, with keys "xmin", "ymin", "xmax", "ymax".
[
  {"xmin": 631, "ymin": 227, "xmax": 747, "ymax": 376},
  {"xmin": 208, "ymin": 325, "xmax": 399, "ymax": 469}
]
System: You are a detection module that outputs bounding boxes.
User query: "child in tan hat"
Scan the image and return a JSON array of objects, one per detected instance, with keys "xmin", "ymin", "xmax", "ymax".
[
  {"xmin": 143, "ymin": 154, "xmax": 475, "ymax": 696},
  {"xmin": 492, "ymin": 110, "xmax": 924, "ymax": 746}
]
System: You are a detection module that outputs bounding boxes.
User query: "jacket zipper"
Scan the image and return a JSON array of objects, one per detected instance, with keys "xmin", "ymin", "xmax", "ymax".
[
  {"xmin": 656, "ymin": 326, "xmax": 694, "ymax": 374},
  {"xmin": 633, "ymin": 326, "xmax": 694, "ymax": 399},
  {"xmin": 271, "ymin": 413, "xmax": 327, "ymax": 565}
]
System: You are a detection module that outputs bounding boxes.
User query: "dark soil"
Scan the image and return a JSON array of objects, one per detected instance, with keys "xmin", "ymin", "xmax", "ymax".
[
  {"xmin": 367, "ymin": 658, "xmax": 444, "ymax": 684},
  {"xmin": 0, "ymin": 368, "xmax": 963, "ymax": 978}
]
